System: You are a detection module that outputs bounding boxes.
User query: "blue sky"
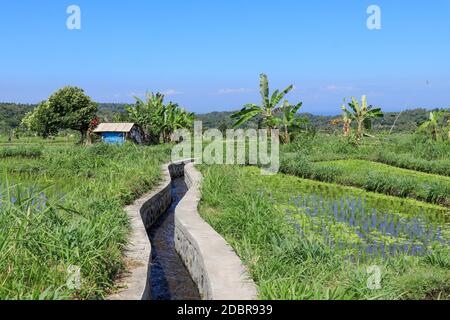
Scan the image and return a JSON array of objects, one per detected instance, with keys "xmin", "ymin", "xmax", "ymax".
[{"xmin": 1, "ymin": 0, "xmax": 449, "ymax": 114}]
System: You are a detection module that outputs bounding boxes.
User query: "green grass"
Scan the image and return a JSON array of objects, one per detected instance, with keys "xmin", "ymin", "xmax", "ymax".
[
  {"xmin": 314, "ymin": 160, "xmax": 450, "ymax": 206},
  {"xmin": 0, "ymin": 135, "xmax": 75, "ymax": 147},
  {"xmin": 281, "ymin": 154, "xmax": 450, "ymax": 207},
  {"xmin": 198, "ymin": 165, "xmax": 450, "ymax": 300},
  {"xmin": 0, "ymin": 143, "xmax": 171, "ymax": 300},
  {"xmin": 0, "ymin": 146, "xmax": 42, "ymax": 159},
  {"xmin": 283, "ymin": 133, "xmax": 450, "ymax": 176}
]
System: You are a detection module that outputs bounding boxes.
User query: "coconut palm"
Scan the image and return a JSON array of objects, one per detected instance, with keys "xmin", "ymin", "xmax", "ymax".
[
  {"xmin": 341, "ymin": 95, "xmax": 383, "ymax": 143},
  {"xmin": 231, "ymin": 74, "xmax": 294, "ymax": 129}
]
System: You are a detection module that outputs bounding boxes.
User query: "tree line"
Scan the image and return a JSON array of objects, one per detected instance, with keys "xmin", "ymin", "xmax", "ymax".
[{"xmin": 17, "ymin": 86, "xmax": 194, "ymax": 145}]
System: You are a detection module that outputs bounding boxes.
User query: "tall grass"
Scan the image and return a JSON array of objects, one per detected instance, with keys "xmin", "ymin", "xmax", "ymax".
[{"xmin": 0, "ymin": 143, "xmax": 171, "ymax": 299}]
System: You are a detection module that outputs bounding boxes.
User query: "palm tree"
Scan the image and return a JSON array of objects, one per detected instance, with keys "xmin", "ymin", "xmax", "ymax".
[
  {"xmin": 231, "ymin": 74, "xmax": 294, "ymax": 129},
  {"xmin": 341, "ymin": 95, "xmax": 383, "ymax": 143},
  {"xmin": 417, "ymin": 111, "xmax": 448, "ymax": 142},
  {"xmin": 279, "ymin": 101, "xmax": 304, "ymax": 144}
]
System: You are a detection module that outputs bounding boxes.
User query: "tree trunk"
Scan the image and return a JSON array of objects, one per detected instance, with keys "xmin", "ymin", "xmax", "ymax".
[
  {"xmin": 356, "ymin": 120, "xmax": 363, "ymax": 142},
  {"xmin": 284, "ymin": 126, "xmax": 290, "ymax": 144},
  {"xmin": 86, "ymin": 130, "xmax": 93, "ymax": 145},
  {"xmin": 79, "ymin": 130, "xmax": 87, "ymax": 145}
]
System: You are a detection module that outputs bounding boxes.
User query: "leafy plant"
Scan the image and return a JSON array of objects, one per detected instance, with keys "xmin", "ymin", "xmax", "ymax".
[
  {"xmin": 279, "ymin": 101, "xmax": 307, "ymax": 144},
  {"xmin": 416, "ymin": 111, "xmax": 449, "ymax": 142},
  {"xmin": 231, "ymin": 74, "xmax": 294, "ymax": 129},
  {"xmin": 22, "ymin": 87, "xmax": 98, "ymax": 144},
  {"xmin": 341, "ymin": 95, "xmax": 383, "ymax": 143},
  {"xmin": 125, "ymin": 92, "xmax": 194, "ymax": 144}
]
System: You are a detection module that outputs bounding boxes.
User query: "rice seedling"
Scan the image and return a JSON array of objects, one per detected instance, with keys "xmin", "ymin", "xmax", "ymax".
[{"xmin": 285, "ymin": 193, "xmax": 449, "ymax": 262}]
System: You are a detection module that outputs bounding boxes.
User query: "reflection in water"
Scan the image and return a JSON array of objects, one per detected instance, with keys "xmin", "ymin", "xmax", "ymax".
[{"xmin": 148, "ymin": 178, "xmax": 200, "ymax": 300}]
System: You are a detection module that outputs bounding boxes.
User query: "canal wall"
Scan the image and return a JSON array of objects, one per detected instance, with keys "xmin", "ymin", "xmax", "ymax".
[
  {"xmin": 109, "ymin": 165, "xmax": 172, "ymax": 300},
  {"xmin": 174, "ymin": 161, "xmax": 258, "ymax": 300}
]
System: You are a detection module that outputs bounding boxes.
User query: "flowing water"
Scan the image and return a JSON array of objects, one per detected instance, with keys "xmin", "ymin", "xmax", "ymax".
[{"xmin": 148, "ymin": 177, "xmax": 200, "ymax": 300}]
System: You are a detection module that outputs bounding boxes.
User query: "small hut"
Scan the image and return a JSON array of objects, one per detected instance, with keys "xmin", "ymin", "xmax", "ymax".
[{"xmin": 93, "ymin": 123, "xmax": 144, "ymax": 145}]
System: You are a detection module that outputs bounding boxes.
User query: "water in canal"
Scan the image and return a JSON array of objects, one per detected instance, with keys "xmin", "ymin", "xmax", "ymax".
[{"xmin": 148, "ymin": 177, "xmax": 201, "ymax": 300}]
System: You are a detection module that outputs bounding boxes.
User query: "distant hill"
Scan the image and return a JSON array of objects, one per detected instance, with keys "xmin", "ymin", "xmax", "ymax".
[
  {"xmin": 0, "ymin": 102, "xmax": 447, "ymax": 134},
  {"xmin": 0, "ymin": 103, "xmax": 35, "ymax": 133},
  {"xmin": 196, "ymin": 108, "xmax": 445, "ymax": 133}
]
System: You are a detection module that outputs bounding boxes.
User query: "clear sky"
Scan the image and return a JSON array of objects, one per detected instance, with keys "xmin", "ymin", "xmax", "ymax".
[{"xmin": 1, "ymin": 0, "xmax": 449, "ymax": 114}]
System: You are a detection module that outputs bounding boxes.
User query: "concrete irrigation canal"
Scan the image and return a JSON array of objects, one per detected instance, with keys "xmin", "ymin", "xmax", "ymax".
[
  {"xmin": 148, "ymin": 177, "xmax": 200, "ymax": 300},
  {"xmin": 110, "ymin": 161, "xmax": 257, "ymax": 301}
]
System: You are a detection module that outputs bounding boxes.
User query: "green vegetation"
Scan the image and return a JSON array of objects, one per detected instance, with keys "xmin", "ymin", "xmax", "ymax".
[
  {"xmin": 283, "ymin": 133, "xmax": 450, "ymax": 175},
  {"xmin": 1, "ymin": 78, "xmax": 448, "ymax": 301},
  {"xmin": 281, "ymin": 156, "xmax": 450, "ymax": 206},
  {"xmin": 21, "ymin": 87, "xmax": 98, "ymax": 144},
  {"xmin": 0, "ymin": 143, "xmax": 171, "ymax": 299},
  {"xmin": 125, "ymin": 92, "xmax": 194, "ymax": 144},
  {"xmin": 417, "ymin": 110, "xmax": 450, "ymax": 141},
  {"xmin": 199, "ymin": 165, "xmax": 449, "ymax": 300},
  {"xmin": 0, "ymin": 146, "xmax": 42, "ymax": 159},
  {"xmin": 341, "ymin": 95, "xmax": 384, "ymax": 143},
  {"xmin": 231, "ymin": 74, "xmax": 300, "ymax": 132}
]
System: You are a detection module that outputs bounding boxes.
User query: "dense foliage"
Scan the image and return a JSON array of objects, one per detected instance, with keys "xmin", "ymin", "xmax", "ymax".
[
  {"xmin": 125, "ymin": 92, "xmax": 194, "ymax": 144},
  {"xmin": 21, "ymin": 87, "xmax": 98, "ymax": 143}
]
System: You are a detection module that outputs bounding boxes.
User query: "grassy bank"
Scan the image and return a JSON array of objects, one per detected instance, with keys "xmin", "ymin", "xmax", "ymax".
[
  {"xmin": 198, "ymin": 165, "xmax": 450, "ymax": 300},
  {"xmin": 0, "ymin": 143, "xmax": 171, "ymax": 299},
  {"xmin": 284, "ymin": 133, "xmax": 450, "ymax": 176}
]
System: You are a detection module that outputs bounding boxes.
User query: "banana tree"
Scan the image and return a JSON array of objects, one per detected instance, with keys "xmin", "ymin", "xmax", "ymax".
[
  {"xmin": 162, "ymin": 102, "xmax": 194, "ymax": 142},
  {"xmin": 231, "ymin": 74, "xmax": 294, "ymax": 129},
  {"xmin": 126, "ymin": 92, "xmax": 193, "ymax": 144},
  {"xmin": 417, "ymin": 111, "xmax": 449, "ymax": 142},
  {"xmin": 279, "ymin": 101, "xmax": 304, "ymax": 144},
  {"xmin": 341, "ymin": 95, "xmax": 383, "ymax": 143},
  {"xmin": 125, "ymin": 92, "xmax": 165, "ymax": 144}
]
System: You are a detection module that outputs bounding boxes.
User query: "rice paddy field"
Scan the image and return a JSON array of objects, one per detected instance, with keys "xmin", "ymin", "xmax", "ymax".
[
  {"xmin": 0, "ymin": 142, "xmax": 171, "ymax": 299},
  {"xmin": 199, "ymin": 165, "xmax": 449, "ymax": 300},
  {"xmin": 198, "ymin": 134, "xmax": 450, "ymax": 300}
]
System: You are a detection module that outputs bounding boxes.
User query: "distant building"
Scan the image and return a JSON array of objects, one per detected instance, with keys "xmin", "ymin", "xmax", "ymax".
[{"xmin": 93, "ymin": 123, "xmax": 144, "ymax": 145}]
